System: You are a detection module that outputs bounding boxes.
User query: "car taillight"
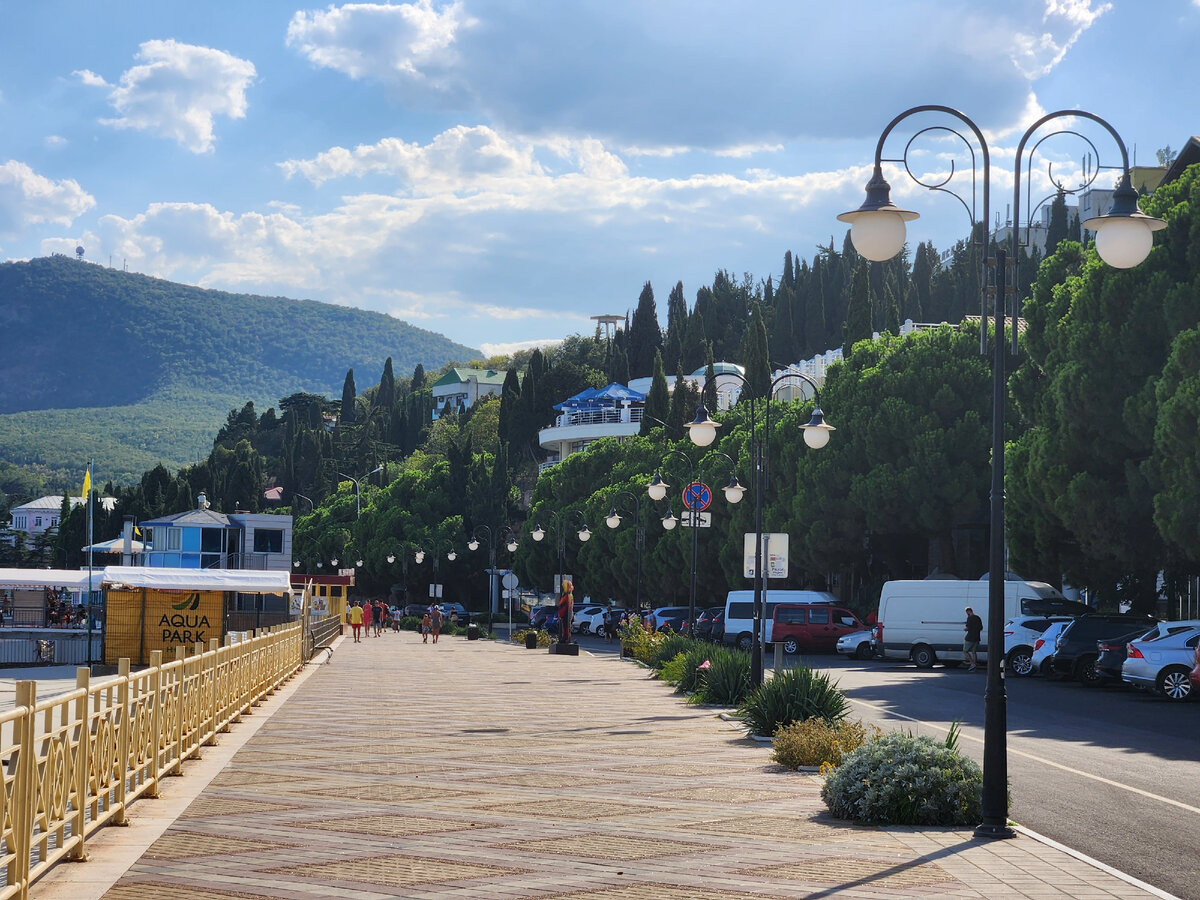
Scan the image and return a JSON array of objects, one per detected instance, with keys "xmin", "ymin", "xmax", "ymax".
[
  {"xmin": 1004, "ymin": 630, "xmax": 1014, "ymax": 636},
  {"xmin": 1034, "ymin": 639, "xmax": 1044, "ymax": 651},
  {"xmin": 1127, "ymin": 644, "xmax": 1144, "ymax": 659}
]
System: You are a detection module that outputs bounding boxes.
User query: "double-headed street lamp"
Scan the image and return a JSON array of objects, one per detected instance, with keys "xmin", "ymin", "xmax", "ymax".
[
  {"xmin": 604, "ymin": 490, "xmax": 649, "ymax": 615},
  {"xmin": 415, "ymin": 540, "xmax": 457, "ymax": 604},
  {"xmin": 531, "ymin": 510, "xmax": 590, "ymax": 641},
  {"xmin": 648, "ymin": 449, "xmax": 745, "ymax": 635},
  {"xmin": 468, "ymin": 524, "xmax": 519, "ymax": 614},
  {"xmin": 338, "ymin": 466, "xmax": 383, "ymax": 519},
  {"xmin": 688, "ymin": 372, "xmax": 835, "ymax": 688},
  {"xmin": 838, "ymin": 105, "xmax": 1164, "ymax": 840}
]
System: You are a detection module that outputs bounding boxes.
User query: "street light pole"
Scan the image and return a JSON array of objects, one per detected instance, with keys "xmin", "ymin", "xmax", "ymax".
[
  {"xmin": 338, "ymin": 466, "xmax": 383, "ymax": 519},
  {"xmin": 687, "ymin": 372, "xmax": 834, "ymax": 688},
  {"xmin": 605, "ymin": 490, "xmax": 646, "ymax": 614},
  {"xmin": 838, "ymin": 105, "xmax": 1164, "ymax": 840},
  {"xmin": 648, "ymin": 449, "xmax": 745, "ymax": 635},
  {"xmin": 469, "ymin": 524, "xmax": 518, "ymax": 615},
  {"xmin": 531, "ymin": 509, "xmax": 590, "ymax": 644}
]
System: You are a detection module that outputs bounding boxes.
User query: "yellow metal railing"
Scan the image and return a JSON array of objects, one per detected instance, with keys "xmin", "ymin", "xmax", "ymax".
[{"xmin": 0, "ymin": 622, "xmax": 303, "ymax": 899}]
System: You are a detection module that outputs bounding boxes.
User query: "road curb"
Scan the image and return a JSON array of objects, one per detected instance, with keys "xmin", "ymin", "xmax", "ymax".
[{"xmin": 1012, "ymin": 824, "xmax": 1184, "ymax": 900}]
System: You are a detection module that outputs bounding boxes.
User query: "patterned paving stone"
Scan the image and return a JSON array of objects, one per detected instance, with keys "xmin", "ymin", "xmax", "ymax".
[
  {"xmin": 101, "ymin": 884, "xmax": 270, "ymax": 900},
  {"xmin": 265, "ymin": 853, "xmax": 523, "ymax": 887},
  {"xmin": 143, "ymin": 832, "xmax": 294, "ymax": 859},
  {"xmin": 177, "ymin": 797, "xmax": 295, "ymax": 819},
  {"xmin": 756, "ymin": 854, "xmax": 958, "ymax": 888},
  {"xmin": 500, "ymin": 833, "xmax": 715, "ymax": 860},
  {"xmin": 292, "ymin": 814, "xmax": 481, "ymax": 837},
  {"xmin": 541, "ymin": 885, "xmax": 770, "ymax": 900},
  {"xmin": 475, "ymin": 799, "xmax": 655, "ymax": 820}
]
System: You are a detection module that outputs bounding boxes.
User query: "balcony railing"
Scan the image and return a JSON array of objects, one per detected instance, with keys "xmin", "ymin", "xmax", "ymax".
[{"xmin": 550, "ymin": 407, "xmax": 644, "ymax": 429}]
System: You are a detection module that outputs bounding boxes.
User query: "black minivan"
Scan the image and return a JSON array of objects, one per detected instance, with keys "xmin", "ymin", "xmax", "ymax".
[{"xmin": 1050, "ymin": 614, "xmax": 1157, "ymax": 684}]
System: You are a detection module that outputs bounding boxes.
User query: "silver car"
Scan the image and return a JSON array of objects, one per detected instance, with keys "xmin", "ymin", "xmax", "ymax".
[
  {"xmin": 1122, "ymin": 625, "xmax": 1200, "ymax": 702},
  {"xmin": 836, "ymin": 629, "xmax": 876, "ymax": 660}
]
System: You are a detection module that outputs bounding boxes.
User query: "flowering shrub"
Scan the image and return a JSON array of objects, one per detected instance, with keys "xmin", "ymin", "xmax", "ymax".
[
  {"xmin": 619, "ymin": 620, "xmax": 671, "ymax": 663},
  {"xmin": 690, "ymin": 647, "xmax": 751, "ymax": 705},
  {"xmin": 771, "ymin": 717, "xmax": 881, "ymax": 769},
  {"xmin": 738, "ymin": 666, "xmax": 848, "ymax": 736},
  {"xmin": 821, "ymin": 731, "xmax": 983, "ymax": 825},
  {"xmin": 658, "ymin": 646, "xmax": 712, "ymax": 693}
]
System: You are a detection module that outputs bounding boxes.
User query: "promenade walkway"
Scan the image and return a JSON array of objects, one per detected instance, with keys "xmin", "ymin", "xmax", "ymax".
[{"xmin": 35, "ymin": 630, "xmax": 1171, "ymax": 899}]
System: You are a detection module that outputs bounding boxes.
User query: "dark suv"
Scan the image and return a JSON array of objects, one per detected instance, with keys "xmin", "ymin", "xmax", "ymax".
[{"xmin": 1050, "ymin": 614, "xmax": 1158, "ymax": 684}]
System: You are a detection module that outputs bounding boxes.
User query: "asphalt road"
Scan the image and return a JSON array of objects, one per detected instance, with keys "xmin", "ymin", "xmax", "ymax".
[{"xmin": 571, "ymin": 631, "xmax": 1199, "ymax": 900}]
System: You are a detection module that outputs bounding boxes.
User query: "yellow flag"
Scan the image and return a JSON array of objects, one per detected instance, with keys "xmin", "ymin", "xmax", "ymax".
[
  {"xmin": 133, "ymin": 525, "xmax": 142, "ymax": 537},
  {"xmin": 81, "ymin": 466, "xmax": 91, "ymax": 499}
]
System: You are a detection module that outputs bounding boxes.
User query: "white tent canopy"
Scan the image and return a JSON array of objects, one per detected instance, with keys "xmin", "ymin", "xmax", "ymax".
[
  {"xmin": 80, "ymin": 537, "xmax": 145, "ymax": 553},
  {"xmin": 0, "ymin": 568, "xmax": 97, "ymax": 590},
  {"xmin": 100, "ymin": 566, "xmax": 291, "ymax": 594}
]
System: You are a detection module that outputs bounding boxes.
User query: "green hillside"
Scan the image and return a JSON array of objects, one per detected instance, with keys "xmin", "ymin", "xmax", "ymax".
[{"xmin": 0, "ymin": 255, "xmax": 478, "ymax": 484}]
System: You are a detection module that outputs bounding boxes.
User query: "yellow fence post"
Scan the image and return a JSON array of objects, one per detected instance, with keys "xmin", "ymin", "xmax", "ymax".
[
  {"xmin": 71, "ymin": 668, "xmax": 90, "ymax": 858},
  {"xmin": 13, "ymin": 681, "xmax": 36, "ymax": 900},
  {"xmin": 206, "ymin": 638, "xmax": 220, "ymax": 743},
  {"xmin": 115, "ymin": 659, "xmax": 131, "ymax": 826},
  {"xmin": 148, "ymin": 651, "xmax": 162, "ymax": 797}
]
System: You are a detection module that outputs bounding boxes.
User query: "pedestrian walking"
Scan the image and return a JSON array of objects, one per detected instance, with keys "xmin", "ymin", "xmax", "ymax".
[
  {"xmin": 347, "ymin": 600, "xmax": 364, "ymax": 643},
  {"xmin": 372, "ymin": 599, "xmax": 385, "ymax": 637},
  {"xmin": 963, "ymin": 606, "xmax": 983, "ymax": 671},
  {"xmin": 430, "ymin": 604, "xmax": 443, "ymax": 643},
  {"xmin": 603, "ymin": 607, "xmax": 616, "ymax": 643},
  {"xmin": 420, "ymin": 611, "xmax": 432, "ymax": 643}
]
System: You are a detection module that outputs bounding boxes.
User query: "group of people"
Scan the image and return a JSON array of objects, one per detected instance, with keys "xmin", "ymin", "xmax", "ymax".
[{"xmin": 345, "ymin": 598, "xmax": 448, "ymax": 644}]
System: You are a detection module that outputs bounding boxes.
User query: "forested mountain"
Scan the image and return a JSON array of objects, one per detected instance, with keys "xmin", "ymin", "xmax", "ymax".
[{"xmin": 0, "ymin": 256, "xmax": 477, "ymax": 483}]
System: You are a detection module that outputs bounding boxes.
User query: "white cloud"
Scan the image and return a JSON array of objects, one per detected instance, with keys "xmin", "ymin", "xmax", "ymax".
[
  {"xmin": 0, "ymin": 161, "xmax": 94, "ymax": 233},
  {"xmin": 44, "ymin": 135, "xmax": 67, "ymax": 149},
  {"xmin": 1008, "ymin": 0, "xmax": 1112, "ymax": 78},
  {"xmin": 480, "ymin": 338, "xmax": 562, "ymax": 357},
  {"xmin": 286, "ymin": 1, "xmax": 471, "ymax": 97},
  {"xmin": 97, "ymin": 39, "xmax": 256, "ymax": 153},
  {"xmin": 73, "ymin": 69, "xmax": 109, "ymax": 88}
]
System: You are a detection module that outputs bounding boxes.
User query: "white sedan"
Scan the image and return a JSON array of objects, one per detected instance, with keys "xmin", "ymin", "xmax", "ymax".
[
  {"xmin": 836, "ymin": 630, "xmax": 876, "ymax": 660},
  {"xmin": 1122, "ymin": 625, "xmax": 1200, "ymax": 702}
]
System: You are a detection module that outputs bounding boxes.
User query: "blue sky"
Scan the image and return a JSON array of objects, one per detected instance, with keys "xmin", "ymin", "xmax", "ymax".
[{"xmin": 1, "ymin": 1, "xmax": 1195, "ymax": 356}]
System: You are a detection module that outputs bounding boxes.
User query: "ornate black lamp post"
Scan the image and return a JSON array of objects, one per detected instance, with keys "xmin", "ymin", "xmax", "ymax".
[
  {"xmin": 604, "ymin": 490, "xmax": 647, "ymax": 616},
  {"xmin": 838, "ymin": 105, "xmax": 1165, "ymax": 839},
  {"xmin": 468, "ymin": 524, "xmax": 518, "ymax": 614},
  {"xmin": 415, "ymin": 540, "xmax": 457, "ymax": 605},
  {"xmin": 647, "ymin": 448, "xmax": 745, "ymax": 636},
  {"xmin": 687, "ymin": 372, "xmax": 834, "ymax": 688},
  {"xmin": 530, "ymin": 510, "xmax": 590, "ymax": 644}
]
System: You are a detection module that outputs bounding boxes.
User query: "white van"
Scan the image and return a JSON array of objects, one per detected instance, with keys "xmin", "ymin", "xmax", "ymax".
[
  {"xmin": 723, "ymin": 589, "xmax": 838, "ymax": 651},
  {"xmin": 875, "ymin": 579, "xmax": 1086, "ymax": 668}
]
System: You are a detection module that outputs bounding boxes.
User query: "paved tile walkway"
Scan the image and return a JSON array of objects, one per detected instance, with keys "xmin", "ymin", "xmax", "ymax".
[{"xmin": 35, "ymin": 631, "xmax": 1172, "ymax": 899}]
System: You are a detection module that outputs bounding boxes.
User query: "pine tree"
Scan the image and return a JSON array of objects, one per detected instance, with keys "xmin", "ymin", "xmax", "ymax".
[
  {"xmin": 742, "ymin": 302, "xmax": 770, "ymax": 399},
  {"xmin": 627, "ymin": 281, "xmax": 663, "ymax": 378},
  {"xmin": 641, "ymin": 351, "xmax": 670, "ymax": 435},
  {"xmin": 1045, "ymin": 188, "xmax": 1068, "ymax": 257},
  {"xmin": 843, "ymin": 263, "xmax": 873, "ymax": 356},
  {"xmin": 340, "ymin": 369, "xmax": 357, "ymax": 425}
]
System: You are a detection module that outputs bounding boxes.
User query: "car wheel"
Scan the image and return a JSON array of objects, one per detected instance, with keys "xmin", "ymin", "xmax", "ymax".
[
  {"xmin": 855, "ymin": 642, "xmax": 873, "ymax": 660},
  {"xmin": 1007, "ymin": 646, "xmax": 1035, "ymax": 677},
  {"xmin": 1075, "ymin": 655, "xmax": 1100, "ymax": 686},
  {"xmin": 782, "ymin": 638, "xmax": 799, "ymax": 655},
  {"xmin": 596, "ymin": 625, "xmax": 607, "ymax": 638},
  {"xmin": 911, "ymin": 644, "xmax": 936, "ymax": 669},
  {"xmin": 736, "ymin": 632, "xmax": 753, "ymax": 652},
  {"xmin": 1157, "ymin": 665, "xmax": 1193, "ymax": 702}
]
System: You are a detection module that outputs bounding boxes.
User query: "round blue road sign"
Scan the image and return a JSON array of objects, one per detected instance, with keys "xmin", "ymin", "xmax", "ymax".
[{"xmin": 683, "ymin": 482, "xmax": 712, "ymax": 511}]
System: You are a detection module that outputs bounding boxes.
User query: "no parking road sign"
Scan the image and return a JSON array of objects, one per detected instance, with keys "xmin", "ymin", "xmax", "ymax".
[{"xmin": 683, "ymin": 481, "xmax": 712, "ymax": 511}]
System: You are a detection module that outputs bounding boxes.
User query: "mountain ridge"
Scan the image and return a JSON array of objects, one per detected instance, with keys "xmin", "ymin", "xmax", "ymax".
[{"xmin": 0, "ymin": 255, "xmax": 479, "ymax": 483}]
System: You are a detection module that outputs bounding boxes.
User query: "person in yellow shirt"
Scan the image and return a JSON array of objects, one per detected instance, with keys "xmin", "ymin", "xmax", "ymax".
[{"xmin": 347, "ymin": 600, "xmax": 364, "ymax": 643}]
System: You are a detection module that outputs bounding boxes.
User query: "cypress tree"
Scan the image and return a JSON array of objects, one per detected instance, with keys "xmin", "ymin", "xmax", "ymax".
[
  {"xmin": 340, "ymin": 369, "xmax": 357, "ymax": 425},
  {"xmin": 1045, "ymin": 188, "xmax": 1068, "ymax": 258},
  {"xmin": 377, "ymin": 357, "xmax": 396, "ymax": 413},
  {"xmin": 843, "ymin": 263, "xmax": 873, "ymax": 356},
  {"xmin": 742, "ymin": 302, "xmax": 770, "ymax": 399},
  {"xmin": 641, "ymin": 351, "xmax": 670, "ymax": 435},
  {"xmin": 628, "ymin": 281, "xmax": 663, "ymax": 378}
]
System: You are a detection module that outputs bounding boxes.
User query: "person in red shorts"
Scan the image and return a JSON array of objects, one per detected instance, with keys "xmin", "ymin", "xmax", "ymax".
[{"xmin": 347, "ymin": 600, "xmax": 364, "ymax": 643}]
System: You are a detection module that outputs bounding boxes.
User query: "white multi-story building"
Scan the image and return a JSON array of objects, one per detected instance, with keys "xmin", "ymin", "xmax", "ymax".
[
  {"xmin": 430, "ymin": 368, "xmax": 507, "ymax": 420},
  {"xmin": 7, "ymin": 496, "xmax": 82, "ymax": 538}
]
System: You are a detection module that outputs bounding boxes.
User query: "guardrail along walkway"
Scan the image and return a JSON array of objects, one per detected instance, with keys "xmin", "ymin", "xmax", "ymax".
[{"xmin": 40, "ymin": 632, "xmax": 1163, "ymax": 899}]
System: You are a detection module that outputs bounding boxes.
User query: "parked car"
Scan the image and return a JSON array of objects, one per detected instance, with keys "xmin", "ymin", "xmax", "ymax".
[
  {"xmin": 707, "ymin": 609, "xmax": 725, "ymax": 644},
  {"xmin": 401, "ymin": 602, "xmax": 430, "ymax": 618},
  {"xmin": 439, "ymin": 602, "xmax": 471, "ymax": 625},
  {"xmin": 772, "ymin": 603, "xmax": 865, "ymax": 654},
  {"xmin": 650, "ymin": 606, "xmax": 690, "ymax": 633},
  {"xmin": 694, "ymin": 607, "xmax": 724, "ymax": 642},
  {"xmin": 1122, "ymin": 625, "xmax": 1200, "ymax": 702},
  {"xmin": 1031, "ymin": 621, "xmax": 1070, "ymax": 676},
  {"xmin": 586, "ymin": 607, "xmax": 624, "ymax": 637},
  {"xmin": 1191, "ymin": 640, "xmax": 1200, "ymax": 686},
  {"xmin": 836, "ymin": 629, "xmax": 876, "ymax": 660},
  {"xmin": 1093, "ymin": 639, "xmax": 1132, "ymax": 686},
  {"xmin": 529, "ymin": 605, "xmax": 557, "ymax": 631},
  {"xmin": 1050, "ymin": 614, "xmax": 1158, "ymax": 684},
  {"xmin": 573, "ymin": 605, "xmax": 607, "ymax": 633},
  {"xmin": 1004, "ymin": 615, "xmax": 1075, "ymax": 677}
]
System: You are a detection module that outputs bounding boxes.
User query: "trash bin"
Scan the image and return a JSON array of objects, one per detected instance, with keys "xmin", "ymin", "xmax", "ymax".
[
  {"xmin": 467, "ymin": 623, "xmax": 480, "ymax": 641},
  {"xmin": 525, "ymin": 631, "xmax": 538, "ymax": 650},
  {"xmin": 35, "ymin": 640, "xmax": 55, "ymax": 663}
]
